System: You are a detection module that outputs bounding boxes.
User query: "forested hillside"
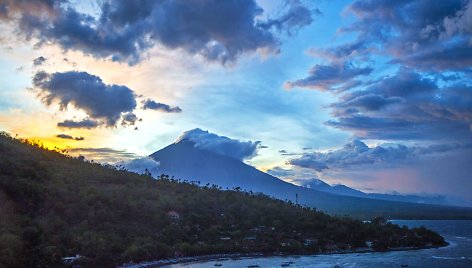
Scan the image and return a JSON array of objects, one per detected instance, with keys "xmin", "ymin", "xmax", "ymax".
[{"xmin": 0, "ymin": 132, "xmax": 446, "ymax": 267}]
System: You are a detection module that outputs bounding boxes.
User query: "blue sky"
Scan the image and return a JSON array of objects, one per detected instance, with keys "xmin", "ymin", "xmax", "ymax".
[{"xmin": 0, "ymin": 0, "xmax": 471, "ymax": 203}]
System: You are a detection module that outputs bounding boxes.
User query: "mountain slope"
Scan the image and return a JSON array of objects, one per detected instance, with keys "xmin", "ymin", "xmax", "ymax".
[{"xmin": 151, "ymin": 140, "xmax": 472, "ymax": 219}]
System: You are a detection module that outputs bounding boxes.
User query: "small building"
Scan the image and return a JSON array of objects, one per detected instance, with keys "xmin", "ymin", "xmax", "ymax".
[
  {"xmin": 166, "ymin": 210, "xmax": 181, "ymax": 220},
  {"xmin": 303, "ymin": 238, "xmax": 318, "ymax": 246},
  {"xmin": 62, "ymin": 254, "xmax": 82, "ymax": 265},
  {"xmin": 366, "ymin": 241, "xmax": 373, "ymax": 249}
]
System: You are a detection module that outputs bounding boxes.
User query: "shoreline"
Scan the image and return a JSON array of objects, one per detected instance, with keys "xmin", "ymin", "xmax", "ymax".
[{"xmin": 119, "ymin": 243, "xmax": 449, "ymax": 268}]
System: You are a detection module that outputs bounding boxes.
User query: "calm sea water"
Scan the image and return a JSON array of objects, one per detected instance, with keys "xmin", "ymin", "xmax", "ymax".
[{"xmin": 166, "ymin": 220, "xmax": 472, "ymax": 268}]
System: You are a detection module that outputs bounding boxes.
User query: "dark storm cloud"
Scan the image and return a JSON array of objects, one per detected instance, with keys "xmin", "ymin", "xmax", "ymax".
[
  {"xmin": 33, "ymin": 56, "xmax": 47, "ymax": 66},
  {"xmin": 56, "ymin": 133, "xmax": 84, "ymax": 140},
  {"xmin": 285, "ymin": 62, "xmax": 372, "ymax": 91},
  {"xmin": 344, "ymin": 0, "xmax": 472, "ymax": 71},
  {"xmin": 288, "ymin": 139, "xmax": 470, "ymax": 171},
  {"xmin": 176, "ymin": 128, "xmax": 262, "ymax": 161},
  {"xmin": 33, "ymin": 71, "xmax": 137, "ymax": 127},
  {"xmin": 327, "ymin": 69, "xmax": 472, "ymax": 141},
  {"xmin": 142, "ymin": 99, "xmax": 182, "ymax": 113},
  {"xmin": 57, "ymin": 118, "xmax": 100, "ymax": 129},
  {"xmin": 1, "ymin": 0, "xmax": 314, "ymax": 65}
]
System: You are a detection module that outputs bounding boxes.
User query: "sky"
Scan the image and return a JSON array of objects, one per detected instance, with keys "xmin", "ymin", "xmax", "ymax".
[{"xmin": 0, "ymin": 0, "xmax": 471, "ymax": 204}]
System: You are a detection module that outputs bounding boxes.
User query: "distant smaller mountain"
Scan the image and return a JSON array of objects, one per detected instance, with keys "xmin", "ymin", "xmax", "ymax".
[{"xmin": 297, "ymin": 178, "xmax": 450, "ymax": 206}]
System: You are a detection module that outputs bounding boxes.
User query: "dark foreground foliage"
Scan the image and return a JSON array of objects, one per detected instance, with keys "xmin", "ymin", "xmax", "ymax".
[{"xmin": 0, "ymin": 132, "xmax": 446, "ymax": 267}]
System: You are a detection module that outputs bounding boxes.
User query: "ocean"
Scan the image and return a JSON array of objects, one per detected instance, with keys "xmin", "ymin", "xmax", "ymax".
[{"xmin": 165, "ymin": 220, "xmax": 472, "ymax": 268}]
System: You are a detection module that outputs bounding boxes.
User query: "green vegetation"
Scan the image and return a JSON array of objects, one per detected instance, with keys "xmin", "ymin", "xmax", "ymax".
[{"xmin": 0, "ymin": 132, "xmax": 446, "ymax": 267}]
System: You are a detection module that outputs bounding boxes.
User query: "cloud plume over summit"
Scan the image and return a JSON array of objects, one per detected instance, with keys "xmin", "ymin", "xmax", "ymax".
[{"xmin": 176, "ymin": 128, "xmax": 262, "ymax": 161}]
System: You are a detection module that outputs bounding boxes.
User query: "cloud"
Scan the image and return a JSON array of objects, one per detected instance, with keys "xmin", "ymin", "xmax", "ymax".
[
  {"xmin": 332, "ymin": 94, "xmax": 403, "ymax": 116},
  {"xmin": 1, "ymin": 0, "xmax": 314, "ymax": 65},
  {"xmin": 289, "ymin": 177, "xmax": 328, "ymax": 188},
  {"xmin": 344, "ymin": 0, "xmax": 472, "ymax": 71},
  {"xmin": 326, "ymin": 115, "xmax": 425, "ymax": 140},
  {"xmin": 307, "ymin": 41, "xmax": 368, "ymax": 63},
  {"xmin": 277, "ymin": 149, "xmax": 298, "ymax": 156},
  {"xmin": 33, "ymin": 71, "xmax": 137, "ymax": 127},
  {"xmin": 285, "ymin": 62, "xmax": 372, "ymax": 91},
  {"xmin": 258, "ymin": 1, "xmax": 315, "ymax": 34},
  {"xmin": 442, "ymin": 0, "xmax": 472, "ymax": 42},
  {"xmin": 326, "ymin": 68, "xmax": 472, "ymax": 141},
  {"xmin": 117, "ymin": 157, "xmax": 160, "ymax": 178},
  {"xmin": 142, "ymin": 99, "xmax": 182, "ymax": 113},
  {"xmin": 314, "ymin": 145, "xmax": 472, "ymax": 204},
  {"xmin": 286, "ymin": 1, "xmax": 472, "ymax": 144},
  {"xmin": 266, "ymin": 166, "xmax": 295, "ymax": 177},
  {"xmin": 67, "ymin": 147, "xmax": 139, "ymax": 163},
  {"xmin": 121, "ymin": 112, "xmax": 138, "ymax": 126},
  {"xmin": 176, "ymin": 128, "xmax": 262, "ymax": 161},
  {"xmin": 266, "ymin": 165, "xmax": 324, "ymax": 186},
  {"xmin": 273, "ymin": 0, "xmax": 472, "ymax": 203},
  {"xmin": 33, "ymin": 56, "xmax": 47, "ymax": 66},
  {"xmin": 56, "ymin": 133, "xmax": 84, "ymax": 140},
  {"xmin": 288, "ymin": 139, "xmax": 470, "ymax": 171},
  {"xmin": 288, "ymin": 155, "xmax": 328, "ymax": 171},
  {"xmin": 57, "ymin": 118, "xmax": 101, "ymax": 129},
  {"xmin": 62, "ymin": 57, "xmax": 77, "ymax": 67}
]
